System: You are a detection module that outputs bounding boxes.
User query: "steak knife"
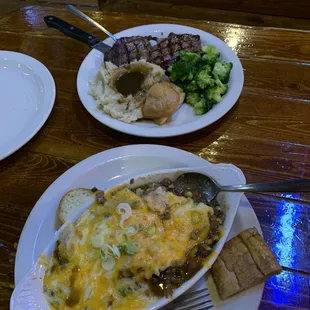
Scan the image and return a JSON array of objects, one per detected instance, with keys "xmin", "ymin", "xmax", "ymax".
[{"xmin": 44, "ymin": 15, "xmax": 113, "ymax": 53}]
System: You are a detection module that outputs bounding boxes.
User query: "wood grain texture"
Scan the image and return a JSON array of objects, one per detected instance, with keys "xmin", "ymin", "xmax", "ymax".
[
  {"xmin": 99, "ymin": 0, "xmax": 310, "ymax": 31},
  {"xmin": 259, "ymin": 270, "xmax": 310, "ymax": 310},
  {"xmin": 0, "ymin": 6, "xmax": 310, "ymax": 310},
  {"xmin": 247, "ymin": 193, "xmax": 310, "ymax": 272},
  {"xmin": 110, "ymin": 0, "xmax": 310, "ymax": 19},
  {"xmin": 261, "ymin": 269, "xmax": 310, "ymax": 309},
  {"xmin": 2, "ymin": 7, "xmax": 310, "ymax": 63},
  {"xmin": 0, "ymin": 287, "xmax": 13, "ymax": 310}
]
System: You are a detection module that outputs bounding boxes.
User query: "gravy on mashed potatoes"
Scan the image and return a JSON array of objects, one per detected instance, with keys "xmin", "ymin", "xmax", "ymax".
[{"xmin": 89, "ymin": 60, "xmax": 167, "ymax": 123}]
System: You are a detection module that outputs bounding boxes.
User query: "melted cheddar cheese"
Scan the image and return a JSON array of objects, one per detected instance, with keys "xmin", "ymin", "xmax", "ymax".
[{"xmin": 43, "ymin": 185, "xmax": 214, "ymax": 309}]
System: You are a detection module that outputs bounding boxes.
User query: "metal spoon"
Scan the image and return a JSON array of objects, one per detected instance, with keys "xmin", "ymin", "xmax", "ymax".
[
  {"xmin": 174, "ymin": 173, "xmax": 310, "ymax": 202},
  {"xmin": 66, "ymin": 5, "xmax": 117, "ymax": 41}
]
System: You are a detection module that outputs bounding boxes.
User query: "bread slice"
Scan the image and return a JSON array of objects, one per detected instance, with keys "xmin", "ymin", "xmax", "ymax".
[
  {"xmin": 211, "ymin": 227, "xmax": 282, "ymax": 300},
  {"xmin": 58, "ymin": 188, "xmax": 95, "ymax": 225}
]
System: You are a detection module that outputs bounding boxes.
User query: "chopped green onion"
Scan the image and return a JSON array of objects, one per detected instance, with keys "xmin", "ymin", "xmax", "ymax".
[
  {"xmin": 118, "ymin": 286, "xmax": 133, "ymax": 296},
  {"xmin": 145, "ymin": 223, "xmax": 156, "ymax": 235},
  {"xmin": 118, "ymin": 242, "xmax": 139, "ymax": 256},
  {"xmin": 101, "ymin": 255, "xmax": 115, "ymax": 271},
  {"xmin": 126, "ymin": 225, "xmax": 139, "ymax": 236},
  {"xmin": 116, "ymin": 203, "xmax": 132, "ymax": 229},
  {"xmin": 100, "ymin": 249, "xmax": 108, "ymax": 262},
  {"xmin": 101, "ymin": 244, "xmax": 121, "ymax": 259},
  {"xmin": 91, "ymin": 235, "xmax": 105, "ymax": 248},
  {"xmin": 130, "ymin": 200, "xmax": 140, "ymax": 207},
  {"xmin": 111, "ymin": 245, "xmax": 120, "ymax": 258}
]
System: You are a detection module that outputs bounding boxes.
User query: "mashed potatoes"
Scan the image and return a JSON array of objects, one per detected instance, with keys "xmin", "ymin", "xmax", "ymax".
[{"xmin": 89, "ymin": 60, "xmax": 167, "ymax": 123}]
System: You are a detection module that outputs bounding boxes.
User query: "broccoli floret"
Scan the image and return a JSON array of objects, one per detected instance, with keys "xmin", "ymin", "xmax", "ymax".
[
  {"xmin": 205, "ymin": 78, "xmax": 228, "ymax": 104},
  {"xmin": 186, "ymin": 92, "xmax": 201, "ymax": 107},
  {"xmin": 193, "ymin": 97, "xmax": 211, "ymax": 115},
  {"xmin": 212, "ymin": 61, "xmax": 233, "ymax": 84},
  {"xmin": 179, "ymin": 50, "xmax": 201, "ymax": 64},
  {"xmin": 186, "ymin": 80, "xmax": 199, "ymax": 92},
  {"xmin": 205, "ymin": 88, "xmax": 221, "ymax": 104},
  {"xmin": 167, "ymin": 61, "xmax": 194, "ymax": 82},
  {"xmin": 198, "ymin": 64, "xmax": 212, "ymax": 74},
  {"xmin": 202, "ymin": 45, "xmax": 220, "ymax": 65},
  {"xmin": 194, "ymin": 107, "xmax": 207, "ymax": 115},
  {"xmin": 195, "ymin": 65, "xmax": 214, "ymax": 89}
]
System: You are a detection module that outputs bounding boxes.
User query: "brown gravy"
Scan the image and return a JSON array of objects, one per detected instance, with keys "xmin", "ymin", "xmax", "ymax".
[
  {"xmin": 115, "ymin": 71, "xmax": 144, "ymax": 96},
  {"xmin": 65, "ymin": 266, "xmax": 81, "ymax": 307}
]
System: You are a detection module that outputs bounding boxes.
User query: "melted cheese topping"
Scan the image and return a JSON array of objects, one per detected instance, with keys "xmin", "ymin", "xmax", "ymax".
[{"xmin": 43, "ymin": 185, "xmax": 214, "ymax": 310}]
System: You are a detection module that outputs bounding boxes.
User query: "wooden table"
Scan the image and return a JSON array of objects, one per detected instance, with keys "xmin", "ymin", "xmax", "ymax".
[{"xmin": 1, "ymin": 6, "xmax": 310, "ymax": 310}]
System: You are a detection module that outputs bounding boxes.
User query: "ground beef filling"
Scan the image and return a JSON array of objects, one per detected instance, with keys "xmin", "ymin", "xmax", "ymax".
[{"xmin": 136, "ymin": 177, "xmax": 224, "ymax": 297}]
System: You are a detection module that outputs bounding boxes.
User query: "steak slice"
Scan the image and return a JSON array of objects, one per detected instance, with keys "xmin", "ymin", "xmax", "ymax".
[
  {"xmin": 104, "ymin": 35, "xmax": 153, "ymax": 66},
  {"xmin": 104, "ymin": 33, "xmax": 201, "ymax": 69},
  {"xmin": 150, "ymin": 33, "xmax": 201, "ymax": 69}
]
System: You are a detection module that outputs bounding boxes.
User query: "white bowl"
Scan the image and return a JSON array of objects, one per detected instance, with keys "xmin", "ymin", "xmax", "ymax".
[
  {"xmin": 10, "ymin": 163, "xmax": 245, "ymax": 310},
  {"xmin": 77, "ymin": 24, "xmax": 244, "ymax": 138}
]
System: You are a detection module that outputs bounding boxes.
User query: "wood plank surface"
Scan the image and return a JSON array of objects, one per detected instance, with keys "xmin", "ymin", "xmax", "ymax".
[
  {"xmin": 261, "ymin": 269, "xmax": 310, "ymax": 309},
  {"xmin": 2, "ymin": 8, "xmax": 310, "ymax": 63},
  {"xmin": 99, "ymin": 0, "xmax": 310, "ymax": 31},
  {"xmin": 0, "ymin": 6, "xmax": 310, "ymax": 310},
  {"xmin": 113, "ymin": 0, "xmax": 310, "ymax": 19}
]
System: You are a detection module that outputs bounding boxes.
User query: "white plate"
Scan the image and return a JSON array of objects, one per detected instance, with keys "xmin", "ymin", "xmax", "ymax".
[
  {"xmin": 11, "ymin": 164, "xmax": 244, "ymax": 310},
  {"xmin": 0, "ymin": 51, "xmax": 55, "ymax": 160},
  {"xmin": 15, "ymin": 145, "xmax": 263, "ymax": 309},
  {"xmin": 77, "ymin": 24, "xmax": 244, "ymax": 137}
]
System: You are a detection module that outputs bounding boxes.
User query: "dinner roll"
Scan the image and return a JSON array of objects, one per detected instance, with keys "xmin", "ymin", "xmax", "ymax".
[{"xmin": 142, "ymin": 82, "xmax": 185, "ymax": 121}]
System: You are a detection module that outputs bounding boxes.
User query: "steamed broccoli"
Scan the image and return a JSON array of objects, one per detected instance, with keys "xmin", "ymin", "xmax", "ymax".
[
  {"xmin": 186, "ymin": 80, "xmax": 199, "ymax": 92},
  {"xmin": 168, "ymin": 61, "xmax": 194, "ymax": 82},
  {"xmin": 193, "ymin": 97, "xmax": 213, "ymax": 115},
  {"xmin": 179, "ymin": 50, "xmax": 201, "ymax": 64},
  {"xmin": 186, "ymin": 92, "xmax": 201, "ymax": 107},
  {"xmin": 194, "ymin": 98, "xmax": 207, "ymax": 115},
  {"xmin": 212, "ymin": 61, "xmax": 233, "ymax": 83},
  {"xmin": 204, "ymin": 78, "xmax": 228, "ymax": 104},
  {"xmin": 166, "ymin": 45, "xmax": 232, "ymax": 116},
  {"xmin": 195, "ymin": 65, "xmax": 214, "ymax": 89},
  {"xmin": 202, "ymin": 45, "xmax": 220, "ymax": 65}
]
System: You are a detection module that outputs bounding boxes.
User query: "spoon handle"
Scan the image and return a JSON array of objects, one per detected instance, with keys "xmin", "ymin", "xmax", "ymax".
[
  {"xmin": 66, "ymin": 5, "xmax": 117, "ymax": 41},
  {"xmin": 220, "ymin": 179, "xmax": 310, "ymax": 192}
]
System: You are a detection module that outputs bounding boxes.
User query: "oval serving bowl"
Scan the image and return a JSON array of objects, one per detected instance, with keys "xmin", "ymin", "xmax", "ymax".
[{"xmin": 10, "ymin": 163, "xmax": 245, "ymax": 310}]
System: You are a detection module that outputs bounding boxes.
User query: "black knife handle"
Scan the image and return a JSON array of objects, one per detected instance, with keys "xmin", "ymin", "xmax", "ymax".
[{"xmin": 44, "ymin": 15, "xmax": 101, "ymax": 47}]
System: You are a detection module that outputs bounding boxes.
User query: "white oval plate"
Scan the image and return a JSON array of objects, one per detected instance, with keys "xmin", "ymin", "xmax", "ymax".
[
  {"xmin": 77, "ymin": 24, "xmax": 244, "ymax": 137},
  {"xmin": 11, "ymin": 164, "xmax": 244, "ymax": 310},
  {"xmin": 15, "ymin": 145, "xmax": 263, "ymax": 309},
  {"xmin": 0, "ymin": 51, "xmax": 55, "ymax": 160}
]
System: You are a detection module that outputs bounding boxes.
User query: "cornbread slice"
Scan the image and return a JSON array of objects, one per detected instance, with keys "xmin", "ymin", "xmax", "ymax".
[{"xmin": 211, "ymin": 227, "xmax": 282, "ymax": 299}]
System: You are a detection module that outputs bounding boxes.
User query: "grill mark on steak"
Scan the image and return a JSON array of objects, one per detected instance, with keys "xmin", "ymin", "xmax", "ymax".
[
  {"xmin": 104, "ymin": 33, "xmax": 201, "ymax": 69},
  {"xmin": 104, "ymin": 35, "xmax": 152, "ymax": 66}
]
